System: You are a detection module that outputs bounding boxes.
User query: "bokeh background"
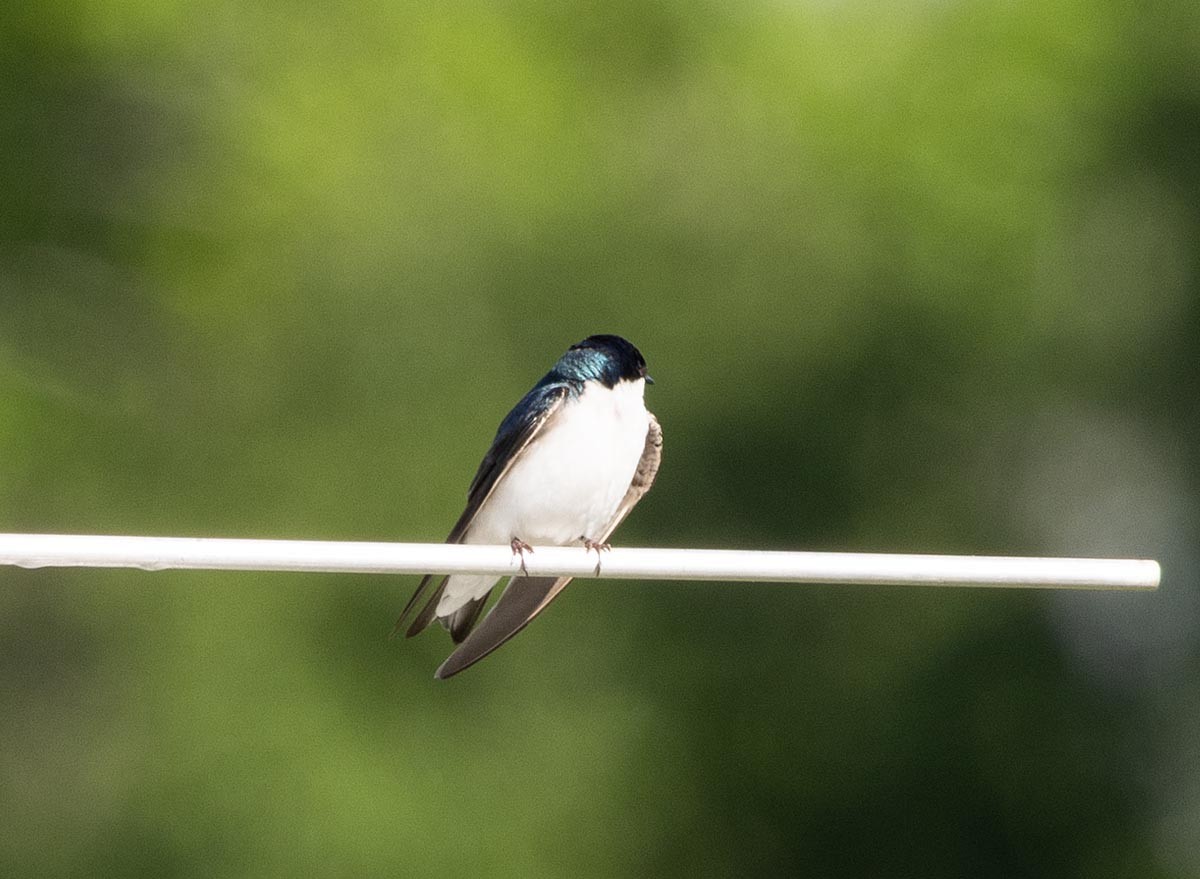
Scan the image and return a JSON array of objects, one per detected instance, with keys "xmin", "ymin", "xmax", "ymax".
[{"xmin": 3, "ymin": 1, "xmax": 1198, "ymax": 875}]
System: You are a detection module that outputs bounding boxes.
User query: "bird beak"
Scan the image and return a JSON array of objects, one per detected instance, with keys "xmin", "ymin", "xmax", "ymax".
[{"xmin": 644, "ymin": 374, "xmax": 655, "ymax": 385}]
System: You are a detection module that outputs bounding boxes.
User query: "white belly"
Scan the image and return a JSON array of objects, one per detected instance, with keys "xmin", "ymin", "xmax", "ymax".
[
  {"xmin": 435, "ymin": 379, "xmax": 649, "ymax": 617},
  {"xmin": 470, "ymin": 378, "xmax": 650, "ymax": 545}
]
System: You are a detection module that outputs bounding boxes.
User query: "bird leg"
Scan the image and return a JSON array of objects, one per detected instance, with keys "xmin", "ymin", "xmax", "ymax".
[
  {"xmin": 581, "ymin": 536, "xmax": 611, "ymax": 575},
  {"xmin": 510, "ymin": 537, "xmax": 534, "ymax": 577}
]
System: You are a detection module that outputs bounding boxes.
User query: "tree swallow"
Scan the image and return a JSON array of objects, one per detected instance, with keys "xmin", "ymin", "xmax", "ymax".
[{"xmin": 396, "ymin": 334, "xmax": 663, "ymax": 679}]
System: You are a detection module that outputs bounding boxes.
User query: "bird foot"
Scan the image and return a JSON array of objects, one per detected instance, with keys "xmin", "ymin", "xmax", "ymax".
[
  {"xmin": 582, "ymin": 537, "xmax": 611, "ymax": 575},
  {"xmin": 511, "ymin": 537, "xmax": 534, "ymax": 576}
]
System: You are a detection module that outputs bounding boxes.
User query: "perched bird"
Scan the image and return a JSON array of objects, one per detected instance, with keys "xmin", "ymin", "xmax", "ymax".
[{"xmin": 396, "ymin": 334, "xmax": 662, "ymax": 679}]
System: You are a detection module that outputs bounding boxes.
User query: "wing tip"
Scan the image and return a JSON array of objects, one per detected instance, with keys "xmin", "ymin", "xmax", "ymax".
[
  {"xmin": 433, "ymin": 639, "xmax": 493, "ymax": 679},
  {"xmin": 430, "ymin": 575, "xmax": 576, "ymax": 680},
  {"xmin": 395, "ymin": 575, "xmax": 448, "ymax": 639},
  {"xmin": 433, "ymin": 651, "xmax": 470, "ymax": 679}
]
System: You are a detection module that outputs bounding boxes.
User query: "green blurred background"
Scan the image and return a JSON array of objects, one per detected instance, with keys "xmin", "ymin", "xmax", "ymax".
[{"xmin": 2, "ymin": 0, "xmax": 1198, "ymax": 875}]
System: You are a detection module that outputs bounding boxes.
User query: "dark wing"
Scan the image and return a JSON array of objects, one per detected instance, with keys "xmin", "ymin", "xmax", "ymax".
[
  {"xmin": 393, "ymin": 383, "xmax": 571, "ymax": 635},
  {"xmin": 434, "ymin": 412, "xmax": 663, "ymax": 679}
]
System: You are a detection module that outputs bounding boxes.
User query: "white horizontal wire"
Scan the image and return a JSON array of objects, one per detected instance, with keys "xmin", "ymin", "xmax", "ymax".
[{"xmin": 0, "ymin": 533, "xmax": 1160, "ymax": 590}]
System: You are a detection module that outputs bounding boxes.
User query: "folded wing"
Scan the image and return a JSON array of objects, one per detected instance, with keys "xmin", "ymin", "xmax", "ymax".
[{"xmin": 394, "ymin": 384, "xmax": 571, "ymax": 637}]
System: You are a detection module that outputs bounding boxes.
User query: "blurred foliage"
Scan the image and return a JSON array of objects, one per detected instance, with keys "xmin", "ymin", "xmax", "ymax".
[{"xmin": 2, "ymin": 0, "xmax": 1199, "ymax": 876}]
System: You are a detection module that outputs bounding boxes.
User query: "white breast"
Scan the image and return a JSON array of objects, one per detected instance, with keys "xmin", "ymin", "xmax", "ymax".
[
  {"xmin": 468, "ymin": 378, "xmax": 650, "ymax": 547},
  {"xmin": 434, "ymin": 378, "xmax": 649, "ymax": 617}
]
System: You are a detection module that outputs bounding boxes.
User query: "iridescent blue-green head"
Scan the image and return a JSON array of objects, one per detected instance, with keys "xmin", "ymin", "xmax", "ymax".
[{"xmin": 552, "ymin": 334, "xmax": 652, "ymax": 389}]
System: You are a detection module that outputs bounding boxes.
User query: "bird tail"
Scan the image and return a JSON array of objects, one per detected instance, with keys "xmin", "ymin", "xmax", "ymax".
[
  {"xmin": 392, "ymin": 573, "xmax": 446, "ymax": 638},
  {"xmin": 393, "ymin": 573, "xmax": 497, "ymax": 641}
]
